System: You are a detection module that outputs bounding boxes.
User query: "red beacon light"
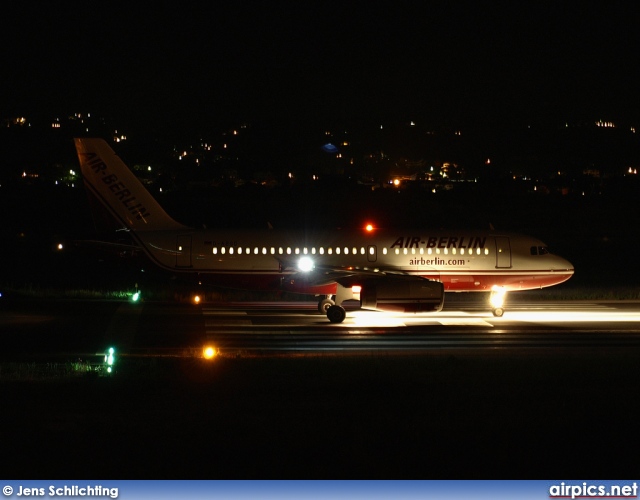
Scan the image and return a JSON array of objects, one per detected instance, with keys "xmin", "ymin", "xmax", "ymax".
[{"xmin": 364, "ymin": 223, "xmax": 375, "ymax": 232}]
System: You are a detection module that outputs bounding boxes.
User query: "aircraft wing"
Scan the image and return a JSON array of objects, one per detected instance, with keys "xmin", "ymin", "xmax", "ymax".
[
  {"xmin": 73, "ymin": 239, "xmax": 142, "ymax": 258},
  {"xmin": 293, "ymin": 265, "xmax": 406, "ymax": 288},
  {"xmin": 289, "ymin": 264, "xmax": 445, "ymax": 317}
]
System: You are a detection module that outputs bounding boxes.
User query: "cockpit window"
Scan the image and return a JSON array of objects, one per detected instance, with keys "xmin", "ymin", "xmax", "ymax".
[{"xmin": 530, "ymin": 246, "xmax": 549, "ymax": 256}]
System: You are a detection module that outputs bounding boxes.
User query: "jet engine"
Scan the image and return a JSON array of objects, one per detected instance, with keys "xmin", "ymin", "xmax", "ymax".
[{"xmin": 360, "ymin": 276, "xmax": 444, "ymax": 313}]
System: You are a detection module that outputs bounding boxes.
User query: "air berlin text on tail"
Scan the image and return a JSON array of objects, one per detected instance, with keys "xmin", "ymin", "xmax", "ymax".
[{"xmin": 83, "ymin": 152, "xmax": 151, "ymax": 221}]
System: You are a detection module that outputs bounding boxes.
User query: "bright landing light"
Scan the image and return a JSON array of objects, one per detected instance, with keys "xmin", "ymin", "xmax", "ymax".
[
  {"xmin": 490, "ymin": 285, "xmax": 506, "ymax": 308},
  {"xmin": 297, "ymin": 256, "xmax": 314, "ymax": 272}
]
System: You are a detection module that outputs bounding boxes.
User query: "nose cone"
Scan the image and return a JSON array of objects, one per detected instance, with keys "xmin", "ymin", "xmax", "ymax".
[
  {"xmin": 555, "ymin": 254, "xmax": 574, "ymax": 270},
  {"xmin": 553, "ymin": 255, "xmax": 575, "ymax": 284}
]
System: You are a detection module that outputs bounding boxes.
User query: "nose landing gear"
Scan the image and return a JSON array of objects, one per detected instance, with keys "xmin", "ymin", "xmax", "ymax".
[{"xmin": 490, "ymin": 286, "xmax": 506, "ymax": 317}]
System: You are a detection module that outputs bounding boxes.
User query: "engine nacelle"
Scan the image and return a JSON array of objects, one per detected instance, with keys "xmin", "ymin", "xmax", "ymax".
[{"xmin": 360, "ymin": 276, "xmax": 444, "ymax": 313}]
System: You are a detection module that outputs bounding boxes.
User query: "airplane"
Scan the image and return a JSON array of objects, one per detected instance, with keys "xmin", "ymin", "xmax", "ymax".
[{"xmin": 74, "ymin": 138, "xmax": 574, "ymax": 323}]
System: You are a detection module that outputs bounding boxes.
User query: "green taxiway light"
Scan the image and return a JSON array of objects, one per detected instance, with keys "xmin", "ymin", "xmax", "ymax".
[{"xmin": 105, "ymin": 347, "xmax": 115, "ymax": 372}]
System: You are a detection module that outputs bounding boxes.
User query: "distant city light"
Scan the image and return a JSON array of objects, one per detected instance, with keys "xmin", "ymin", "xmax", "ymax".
[{"xmin": 596, "ymin": 120, "xmax": 615, "ymax": 128}]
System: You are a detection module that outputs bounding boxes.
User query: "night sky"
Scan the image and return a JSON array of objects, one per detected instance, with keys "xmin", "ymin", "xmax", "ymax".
[{"xmin": 2, "ymin": 1, "xmax": 640, "ymax": 136}]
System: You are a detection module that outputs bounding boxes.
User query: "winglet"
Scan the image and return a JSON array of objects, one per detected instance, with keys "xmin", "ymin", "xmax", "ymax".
[{"xmin": 75, "ymin": 138, "xmax": 188, "ymax": 232}]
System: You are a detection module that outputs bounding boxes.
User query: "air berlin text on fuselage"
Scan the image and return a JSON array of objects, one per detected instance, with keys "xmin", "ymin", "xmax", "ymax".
[
  {"xmin": 84, "ymin": 152, "xmax": 151, "ymax": 222},
  {"xmin": 390, "ymin": 236, "xmax": 487, "ymax": 249}
]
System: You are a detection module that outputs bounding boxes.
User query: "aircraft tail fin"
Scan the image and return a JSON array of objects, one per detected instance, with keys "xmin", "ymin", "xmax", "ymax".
[{"xmin": 74, "ymin": 138, "xmax": 188, "ymax": 232}]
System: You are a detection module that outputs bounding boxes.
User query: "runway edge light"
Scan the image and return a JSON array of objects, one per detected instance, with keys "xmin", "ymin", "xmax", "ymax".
[{"xmin": 203, "ymin": 346, "xmax": 217, "ymax": 360}]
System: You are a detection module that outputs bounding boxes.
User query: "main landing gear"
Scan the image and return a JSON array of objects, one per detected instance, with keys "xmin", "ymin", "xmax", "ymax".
[
  {"xmin": 318, "ymin": 295, "xmax": 346, "ymax": 323},
  {"xmin": 317, "ymin": 297, "xmax": 335, "ymax": 314},
  {"xmin": 317, "ymin": 284, "xmax": 356, "ymax": 323}
]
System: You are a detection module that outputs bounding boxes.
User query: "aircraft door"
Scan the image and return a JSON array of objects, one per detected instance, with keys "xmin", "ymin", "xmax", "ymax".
[
  {"xmin": 176, "ymin": 235, "xmax": 192, "ymax": 267},
  {"xmin": 494, "ymin": 236, "xmax": 511, "ymax": 268},
  {"xmin": 367, "ymin": 245, "xmax": 377, "ymax": 262}
]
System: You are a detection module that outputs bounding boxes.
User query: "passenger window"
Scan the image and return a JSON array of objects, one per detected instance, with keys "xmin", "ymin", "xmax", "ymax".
[{"xmin": 530, "ymin": 246, "xmax": 538, "ymax": 255}]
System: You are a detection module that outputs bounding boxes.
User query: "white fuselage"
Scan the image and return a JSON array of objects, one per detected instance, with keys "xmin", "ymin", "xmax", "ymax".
[{"xmin": 133, "ymin": 227, "xmax": 574, "ymax": 293}]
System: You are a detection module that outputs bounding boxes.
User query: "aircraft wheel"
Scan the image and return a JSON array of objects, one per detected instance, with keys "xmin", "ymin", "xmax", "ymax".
[
  {"xmin": 327, "ymin": 305, "xmax": 346, "ymax": 323},
  {"xmin": 492, "ymin": 307, "xmax": 504, "ymax": 317},
  {"xmin": 318, "ymin": 297, "xmax": 335, "ymax": 313}
]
